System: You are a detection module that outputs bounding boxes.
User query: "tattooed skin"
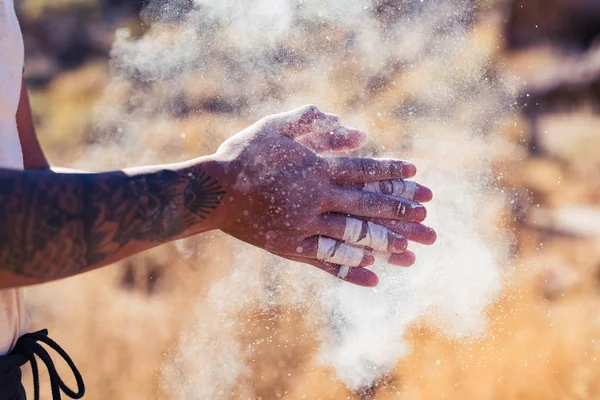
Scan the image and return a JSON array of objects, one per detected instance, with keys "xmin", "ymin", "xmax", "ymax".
[{"xmin": 0, "ymin": 167, "xmax": 225, "ymax": 279}]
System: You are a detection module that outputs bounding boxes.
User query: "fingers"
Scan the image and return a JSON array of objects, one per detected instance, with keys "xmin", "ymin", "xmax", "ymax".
[
  {"xmin": 323, "ymin": 189, "xmax": 427, "ymax": 222},
  {"xmin": 313, "ymin": 215, "xmax": 422, "ymax": 267},
  {"xmin": 365, "ymin": 218, "xmax": 437, "ymax": 245},
  {"xmin": 316, "ymin": 261, "xmax": 380, "ymax": 286},
  {"xmin": 416, "ymin": 184, "xmax": 433, "ymax": 202},
  {"xmin": 360, "ymin": 180, "xmax": 433, "ymax": 202},
  {"xmin": 345, "ymin": 180, "xmax": 432, "ymax": 202},
  {"xmin": 275, "ymin": 105, "xmax": 341, "ymax": 139},
  {"xmin": 280, "ymin": 247, "xmax": 414, "ymax": 286},
  {"xmin": 283, "ymin": 254, "xmax": 379, "ymax": 287},
  {"xmin": 296, "ymin": 126, "xmax": 368, "ymax": 153},
  {"xmin": 299, "ymin": 236, "xmax": 374, "ymax": 267},
  {"xmin": 389, "ymin": 250, "xmax": 416, "ymax": 266},
  {"xmin": 318, "ymin": 213, "xmax": 436, "ymax": 245},
  {"xmin": 374, "ymin": 250, "xmax": 416, "ymax": 267},
  {"xmin": 276, "ymin": 105, "xmax": 367, "ymax": 152},
  {"xmin": 316, "ymin": 214, "xmax": 407, "ymax": 252},
  {"xmin": 327, "ymin": 157, "xmax": 416, "ymax": 184}
]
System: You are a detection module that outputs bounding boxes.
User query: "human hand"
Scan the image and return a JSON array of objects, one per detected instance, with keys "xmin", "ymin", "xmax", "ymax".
[{"xmin": 213, "ymin": 105, "xmax": 436, "ymax": 287}]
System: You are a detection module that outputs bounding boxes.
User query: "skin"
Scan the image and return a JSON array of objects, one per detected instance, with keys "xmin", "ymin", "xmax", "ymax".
[
  {"xmin": 16, "ymin": 79, "xmax": 49, "ymax": 171},
  {"xmin": 1, "ymin": 82, "xmax": 436, "ymax": 290}
]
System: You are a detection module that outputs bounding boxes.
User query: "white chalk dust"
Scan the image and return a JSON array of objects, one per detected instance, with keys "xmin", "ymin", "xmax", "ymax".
[{"xmin": 85, "ymin": 0, "xmax": 516, "ymax": 397}]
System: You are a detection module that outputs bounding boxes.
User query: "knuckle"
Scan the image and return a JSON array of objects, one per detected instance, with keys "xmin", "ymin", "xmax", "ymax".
[
  {"xmin": 327, "ymin": 129, "xmax": 340, "ymax": 148},
  {"xmin": 327, "ymin": 114, "xmax": 341, "ymax": 126},
  {"xmin": 324, "ymin": 156, "xmax": 337, "ymax": 171},
  {"xmin": 317, "ymin": 213, "xmax": 336, "ymax": 233},
  {"xmin": 324, "ymin": 157, "xmax": 345, "ymax": 179},
  {"xmin": 301, "ymin": 104, "xmax": 320, "ymax": 118},
  {"xmin": 318, "ymin": 191, "xmax": 334, "ymax": 211},
  {"xmin": 315, "ymin": 156, "xmax": 330, "ymax": 171},
  {"xmin": 358, "ymin": 158, "xmax": 375, "ymax": 177},
  {"xmin": 305, "ymin": 104, "xmax": 319, "ymax": 113},
  {"xmin": 260, "ymin": 115, "xmax": 278, "ymax": 131},
  {"xmin": 389, "ymin": 161, "xmax": 403, "ymax": 176},
  {"xmin": 261, "ymin": 112, "xmax": 278, "ymax": 124}
]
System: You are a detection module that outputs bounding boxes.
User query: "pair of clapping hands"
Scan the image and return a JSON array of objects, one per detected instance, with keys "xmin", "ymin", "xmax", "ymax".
[{"xmin": 215, "ymin": 105, "xmax": 436, "ymax": 287}]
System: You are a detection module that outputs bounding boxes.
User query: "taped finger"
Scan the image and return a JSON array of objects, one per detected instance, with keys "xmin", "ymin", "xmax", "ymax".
[
  {"xmin": 316, "ymin": 214, "xmax": 407, "ymax": 252},
  {"xmin": 343, "ymin": 218, "xmax": 390, "ymax": 252},
  {"xmin": 316, "ymin": 237, "xmax": 368, "ymax": 267},
  {"xmin": 283, "ymin": 254, "xmax": 379, "ymax": 286},
  {"xmin": 328, "ymin": 157, "xmax": 416, "ymax": 184},
  {"xmin": 338, "ymin": 265, "xmax": 351, "ymax": 279},
  {"xmin": 324, "ymin": 188, "xmax": 426, "ymax": 222},
  {"xmin": 364, "ymin": 218, "xmax": 437, "ymax": 245},
  {"xmin": 364, "ymin": 179, "xmax": 417, "ymax": 201}
]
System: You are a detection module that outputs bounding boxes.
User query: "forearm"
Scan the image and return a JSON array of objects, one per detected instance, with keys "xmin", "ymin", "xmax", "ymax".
[{"xmin": 0, "ymin": 156, "xmax": 228, "ymax": 289}]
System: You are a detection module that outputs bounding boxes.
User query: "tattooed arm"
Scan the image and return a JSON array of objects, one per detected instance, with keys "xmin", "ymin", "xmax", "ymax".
[
  {"xmin": 1, "ymin": 105, "xmax": 435, "ymax": 289},
  {"xmin": 0, "ymin": 158, "xmax": 229, "ymax": 288}
]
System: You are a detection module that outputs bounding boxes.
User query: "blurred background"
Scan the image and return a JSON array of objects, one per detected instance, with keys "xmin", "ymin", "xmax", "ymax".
[{"xmin": 12, "ymin": 0, "xmax": 600, "ymax": 398}]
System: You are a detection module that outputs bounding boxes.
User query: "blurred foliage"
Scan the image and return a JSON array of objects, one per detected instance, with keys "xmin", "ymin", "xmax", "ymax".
[{"xmin": 20, "ymin": 0, "xmax": 98, "ymax": 17}]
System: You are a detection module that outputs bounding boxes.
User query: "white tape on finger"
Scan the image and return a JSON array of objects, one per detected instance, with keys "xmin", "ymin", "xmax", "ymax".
[
  {"xmin": 329, "ymin": 244, "xmax": 365, "ymax": 266},
  {"xmin": 366, "ymin": 222, "xmax": 389, "ymax": 251},
  {"xmin": 398, "ymin": 180, "xmax": 417, "ymax": 200},
  {"xmin": 338, "ymin": 266, "xmax": 350, "ymax": 279},
  {"xmin": 343, "ymin": 245, "xmax": 393, "ymax": 264},
  {"xmin": 343, "ymin": 218, "xmax": 389, "ymax": 251},
  {"xmin": 363, "ymin": 181, "xmax": 385, "ymax": 195},
  {"xmin": 343, "ymin": 217, "xmax": 363, "ymax": 243},
  {"xmin": 364, "ymin": 180, "xmax": 417, "ymax": 201},
  {"xmin": 317, "ymin": 237, "xmax": 364, "ymax": 267},
  {"xmin": 317, "ymin": 237, "xmax": 337, "ymax": 260}
]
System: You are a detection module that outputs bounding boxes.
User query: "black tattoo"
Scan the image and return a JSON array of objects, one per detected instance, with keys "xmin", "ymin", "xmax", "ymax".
[
  {"xmin": 0, "ymin": 166, "xmax": 225, "ymax": 279},
  {"xmin": 183, "ymin": 171, "xmax": 226, "ymax": 219}
]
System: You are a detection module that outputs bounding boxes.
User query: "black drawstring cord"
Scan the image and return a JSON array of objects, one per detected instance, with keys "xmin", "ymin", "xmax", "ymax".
[{"xmin": 13, "ymin": 330, "xmax": 85, "ymax": 400}]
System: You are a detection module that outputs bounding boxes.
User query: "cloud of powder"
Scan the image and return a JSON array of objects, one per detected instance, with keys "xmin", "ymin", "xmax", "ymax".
[{"xmin": 86, "ymin": 0, "xmax": 517, "ymax": 396}]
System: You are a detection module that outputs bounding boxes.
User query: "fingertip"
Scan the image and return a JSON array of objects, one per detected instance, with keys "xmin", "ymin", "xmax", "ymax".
[
  {"xmin": 389, "ymin": 250, "xmax": 416, "ymax": 267},
  {"xmin": 389, "ymin": 234, "xmax": 408, "ymax": 252},
  {"xmin": 410, "ymin": 226, "xmax": 437, "ymax": 245},
  {"xmin": 367, "ymin": 273, "xmax": 379, "ymax": 287},
  {"xmin": 415, "ymin": 185, "xmax": 433, "ymax": 202},
  {"xmin": 427, "ymin": 229, "xmax": 437, "ymax": 244},
  {"xmin": 402, "ymin": 163, "xmax": 416, "ymax": 178},
  {"xmin": 346, "ymin": 267, "xmax": 379, "ymax": 287},
  {"xmin": 351, "ymin": 129, "xmax": 368, "ymax": 149},
  {"xmin": 414, "ymin": 205, "xmax": 427, "ymax": 222},
  {"xmin": 360, "ymin": 255, "xmax": 375, "ymax": 267},
  {"xmin": 330, "ymin": 128, "xmax": 367, "ymax": 152},
  {"xmin": 405, "ymin": 250, "xmax": 416, "ymax": 265}
]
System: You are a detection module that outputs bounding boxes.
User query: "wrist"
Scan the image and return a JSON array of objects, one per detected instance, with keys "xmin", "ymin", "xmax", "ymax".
[{"xmin": 176, "ymin": 154, "xmax": 236, "ymax": 233}]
